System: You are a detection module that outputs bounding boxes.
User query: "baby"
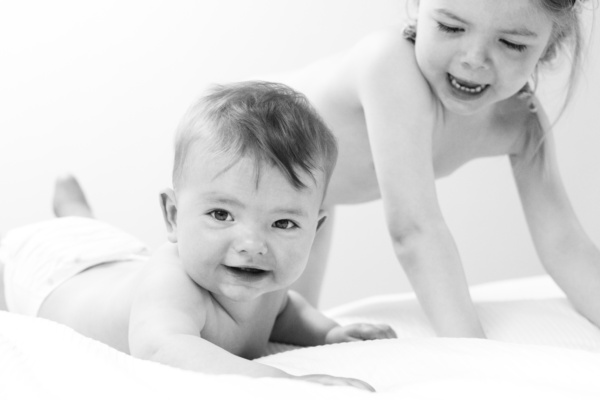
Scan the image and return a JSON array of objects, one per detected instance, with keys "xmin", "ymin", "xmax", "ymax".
[{"xmin": 0, "ymin": 81, "xmax": 395, "ymax": 390}]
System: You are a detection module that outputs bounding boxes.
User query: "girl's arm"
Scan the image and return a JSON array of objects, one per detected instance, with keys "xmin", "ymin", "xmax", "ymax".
[
  {"xmin": 512, "ymin": 102, "xmax": 600, "ymax": 328},
  {"xmin": 353, "ymin": 29, "xmax": 485, "ymax": 338},
  {"xmin": 270, "ymin": 291, "xmax": 396, "ymax": 346}
]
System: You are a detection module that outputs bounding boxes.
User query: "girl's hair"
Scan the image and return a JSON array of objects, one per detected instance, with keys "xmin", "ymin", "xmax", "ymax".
[
  {"xmin": 525, "ymin": 0, "xmax": 589, "ymax": 168},
  {"xmin": 172, "ymin": 81, "xmax": 338, "ymax": 196},
  {"xmin": 404, "ymin": 0, "xmax": 591, "ymax": 169}
]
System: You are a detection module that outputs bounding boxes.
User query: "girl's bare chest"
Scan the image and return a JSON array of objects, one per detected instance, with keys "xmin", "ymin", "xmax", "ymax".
[
  {"xmin": 325, "ymin": 110, "xmax": 520, "ymax": 204},
  {"xmin": 430, "ymin": 119, "xmax": 518, "ymax": 177}
]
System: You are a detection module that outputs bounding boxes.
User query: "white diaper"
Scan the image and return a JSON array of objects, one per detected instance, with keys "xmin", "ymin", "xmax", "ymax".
[{"xmin": 0, "ymin": 217, "xmax": 150, "ymax": 316}]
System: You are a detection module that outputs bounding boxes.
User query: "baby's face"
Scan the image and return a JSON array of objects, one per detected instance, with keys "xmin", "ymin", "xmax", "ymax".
[{"xmin": 172, "ymin": 151, "xmax": 325, "ymax": 302}]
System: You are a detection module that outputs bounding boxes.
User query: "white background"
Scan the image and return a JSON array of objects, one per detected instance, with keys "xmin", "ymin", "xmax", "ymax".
[{"xmin": 1, "ymin": 1, "xmax": 599, "ymax": 309}]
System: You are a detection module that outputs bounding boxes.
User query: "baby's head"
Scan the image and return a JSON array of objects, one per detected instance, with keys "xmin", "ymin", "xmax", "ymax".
[
  {"xmin": 162, "ymin": 81, "xmax": 337, "ymax": 301},
  {"xmin": 172, "ymin": 81, "xmax": 337, "ymax": 202}
]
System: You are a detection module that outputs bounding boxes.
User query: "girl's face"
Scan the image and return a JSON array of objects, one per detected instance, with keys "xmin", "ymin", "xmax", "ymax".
[{"xmin": 414, "ymin": 0, "xmax": 554, "ymax": 115}]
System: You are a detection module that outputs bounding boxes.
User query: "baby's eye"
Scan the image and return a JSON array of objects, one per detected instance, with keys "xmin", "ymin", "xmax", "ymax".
[
  {"xmin": 272, "ymin": 219, "xmax": 298, "ymax": 230},
  {"xmin": 436, "ymin": 22, "xmax": 462, "ymax": 34},
  {"xmin": 209, "ymin": 209, "xmax": 233, "ymax": 222},
  {"xmin": 500, "ymin": 39, "xmax": 527, "ymax": 52}
]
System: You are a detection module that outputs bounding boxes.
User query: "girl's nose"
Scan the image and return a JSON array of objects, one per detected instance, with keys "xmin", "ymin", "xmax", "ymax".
[
  {"xmin": 460, "ymin": 41, "xmax": 489, "ymax": 71},
  {"xmin": 233, "ymin": 230, "xmax": 268, "ymax": 256}
]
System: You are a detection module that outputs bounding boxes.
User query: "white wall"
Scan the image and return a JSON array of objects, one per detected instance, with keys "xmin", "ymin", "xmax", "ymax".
[{"xmin": 1, "ymin": 1, "xmax": 599, "ymax": 310}]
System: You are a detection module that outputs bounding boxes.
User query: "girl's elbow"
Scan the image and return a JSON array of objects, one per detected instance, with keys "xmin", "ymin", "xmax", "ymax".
[
  {"xmin": 386, "ymin": 225, "xmax": 426, "ymax": 263},
  {"xmin": 386, "ymin": 221, "xmax": 452, "ymax": 268},
  {"xmin": 386, "ymin": 220, "xmax": 447, "ymax": 247}
]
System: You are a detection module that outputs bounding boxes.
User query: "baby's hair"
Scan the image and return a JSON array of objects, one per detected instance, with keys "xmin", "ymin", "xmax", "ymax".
[
  {"xmin": 404, "ymin": 0, "xmax": 592, "ymax": 168},
  {"xmin": 172, "ymin": 81, "xmax": 338, "ymax": 197}
]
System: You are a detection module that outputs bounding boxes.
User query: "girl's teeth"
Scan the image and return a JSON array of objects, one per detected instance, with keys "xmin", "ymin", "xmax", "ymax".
[{"xmin": 450, "ymin": 77, "xmax": 486, "ymax": 93}]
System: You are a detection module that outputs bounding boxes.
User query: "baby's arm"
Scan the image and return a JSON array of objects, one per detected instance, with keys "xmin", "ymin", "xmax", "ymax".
[
  {"xmin": 352, "ymin": 30, "xmax": 485, "ymax": 338},
  {"xmin": 129, "ymin": 243, "xmax": 374, "ymax": 391},
  {"xmin": 513, "ymin": 103, "xmax": 600, "ymax": 328},
  {"xmin": 270, "ymin": 290, "xmax": 396, "ymax": 346},
  {"xmin": 129, "ymin": 243, "xmax": 289, "ymax": 378}
]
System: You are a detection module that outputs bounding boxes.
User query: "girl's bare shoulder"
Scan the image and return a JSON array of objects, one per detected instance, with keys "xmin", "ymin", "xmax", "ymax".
[
  {"xmin": 348, "ymin": 26, "xmax": 423, "ymax": 78},
  {"xmin": 493, "ymin": 94, "xmax": 539, "ymax": 153},
  {"xmin": 346, "ymin": 26, "xmax": 435, "ymax": 111}
]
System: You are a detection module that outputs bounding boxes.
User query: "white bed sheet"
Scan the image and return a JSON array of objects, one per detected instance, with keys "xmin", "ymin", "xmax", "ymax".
[
  {"xmin": 2, "ymin": 275, "xmax": 600, "ymax": 399},
  {"xmin": 321, "ymin": 275, "xmax": 600, "ymax": 352}
]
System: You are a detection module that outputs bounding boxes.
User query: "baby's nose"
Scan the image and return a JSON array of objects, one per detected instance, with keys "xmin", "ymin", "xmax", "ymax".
[{"xmin": 233, "ymin": 231, "xmax": 268, "ymax": 256}]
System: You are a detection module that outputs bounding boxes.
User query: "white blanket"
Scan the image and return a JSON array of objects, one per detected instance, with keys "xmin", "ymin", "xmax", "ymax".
[{"xmin": 2, "ymin": 276, "xmax": 600, "ymax": 399}]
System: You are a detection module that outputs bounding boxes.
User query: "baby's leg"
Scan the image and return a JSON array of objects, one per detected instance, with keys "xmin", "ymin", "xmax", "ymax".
[
  {"xmin": 52, "ymin": 174, "xmax": 94, "ymax": 218},
  {"xmin": 291, "ymin": 206, "xmax": 335, "ymax": 307},
  {"xmin": 0, "ymin": 260, "xmax": 6, "ymax": 311},
  {"xmin": 1, "ymin": 175, "xmax": 92, "ymax": 311}
]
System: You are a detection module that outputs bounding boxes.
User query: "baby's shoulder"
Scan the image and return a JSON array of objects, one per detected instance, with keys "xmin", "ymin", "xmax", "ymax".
[{"xmin": 137, "ymin": 248, "xmax": 212, "ymax": 313}]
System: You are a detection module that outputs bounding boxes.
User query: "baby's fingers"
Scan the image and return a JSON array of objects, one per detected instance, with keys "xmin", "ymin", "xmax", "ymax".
[
  {"xmin": 346, "ymin": 323, "xmax": 397, "ymax": 340},
  {"xmin": 375, "ymin": 323, "xmax": 397, "ymax": 339},
  {"xmin": 298, "ymin": 374, "xmax": 375, "ymax": 392}
]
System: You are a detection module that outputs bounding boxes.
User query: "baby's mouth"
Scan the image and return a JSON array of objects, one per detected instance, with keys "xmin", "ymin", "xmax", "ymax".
[
  {"xmin": 224, "ymin": 265, "xmax": 269, "ymax": 276},
  {"xmin": 448, "ymin": 74, "xmax": 489, "ymax": 94}
]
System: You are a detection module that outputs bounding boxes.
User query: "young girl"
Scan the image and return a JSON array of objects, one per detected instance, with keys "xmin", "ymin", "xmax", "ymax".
[{"xmin": 260, "ymin": 0, "xmax": 599, "ymax": 338}]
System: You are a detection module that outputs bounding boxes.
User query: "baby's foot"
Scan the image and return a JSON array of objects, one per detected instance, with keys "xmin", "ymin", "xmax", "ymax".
[{"xmin": 53, "ymin": 174, "xmax": 94, "ymax": 218}]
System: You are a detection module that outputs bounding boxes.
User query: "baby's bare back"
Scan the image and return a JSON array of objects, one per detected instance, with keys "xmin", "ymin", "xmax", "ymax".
[
  {"xmin": 39, "ymin": 258, "xmax": 286, "ymax": 359},
  {"xmin": 39, "ymin": 259, "xmax": 144, "ymax": 353}
]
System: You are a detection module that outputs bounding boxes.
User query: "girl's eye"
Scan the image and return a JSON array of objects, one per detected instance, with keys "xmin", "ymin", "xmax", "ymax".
[
  {"xmin": 500, "ymin": 39, "xmax": 527, "ymax": 52},
  {"xmin": 272, "ymin": 219, "xmax": 298, "ymax": 230},
  {"xmin": 436, "ymin": 22, "xmax": 462, "ymax": 34},
  {"xmin": 209, "ymin": 209, "xmax": 233, "ymax": 222}
]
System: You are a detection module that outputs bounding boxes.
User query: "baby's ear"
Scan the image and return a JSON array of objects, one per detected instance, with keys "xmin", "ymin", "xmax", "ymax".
[
  {"xmin": 316, "ymin": 210, "xmax": 328, "ymax": 232},
  {"xmin": 159, "ymin": 188, "xmax": 178, "ymax": 243}
]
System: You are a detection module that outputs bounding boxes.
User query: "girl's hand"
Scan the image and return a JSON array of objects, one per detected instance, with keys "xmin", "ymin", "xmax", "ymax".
[
  {"xmin": 295, "ymin": 374, "xmax": 375, "ymax": 392},
  {"xmin": 325, "ymin": 323, "xmax": 397, "ymax": 344}
]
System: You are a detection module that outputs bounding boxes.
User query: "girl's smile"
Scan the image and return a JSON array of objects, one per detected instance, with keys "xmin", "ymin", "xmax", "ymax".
[
  {"xmin": 415, "ymin": 0, "xmax": 553, "ymax": 115},
  {"xmin": 447, "ymin": 73, "xmax": 490, "ymax": 99}
]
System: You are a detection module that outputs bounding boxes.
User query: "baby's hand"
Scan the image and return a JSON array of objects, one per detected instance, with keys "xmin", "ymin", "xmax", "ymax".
[
  {"xmin": 325, "ymin": 323, "xmax": 397, "ymax": 344},
  {"xmin": 296, "ymin": 374, "xmax": 375, "ymax": 392}
]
